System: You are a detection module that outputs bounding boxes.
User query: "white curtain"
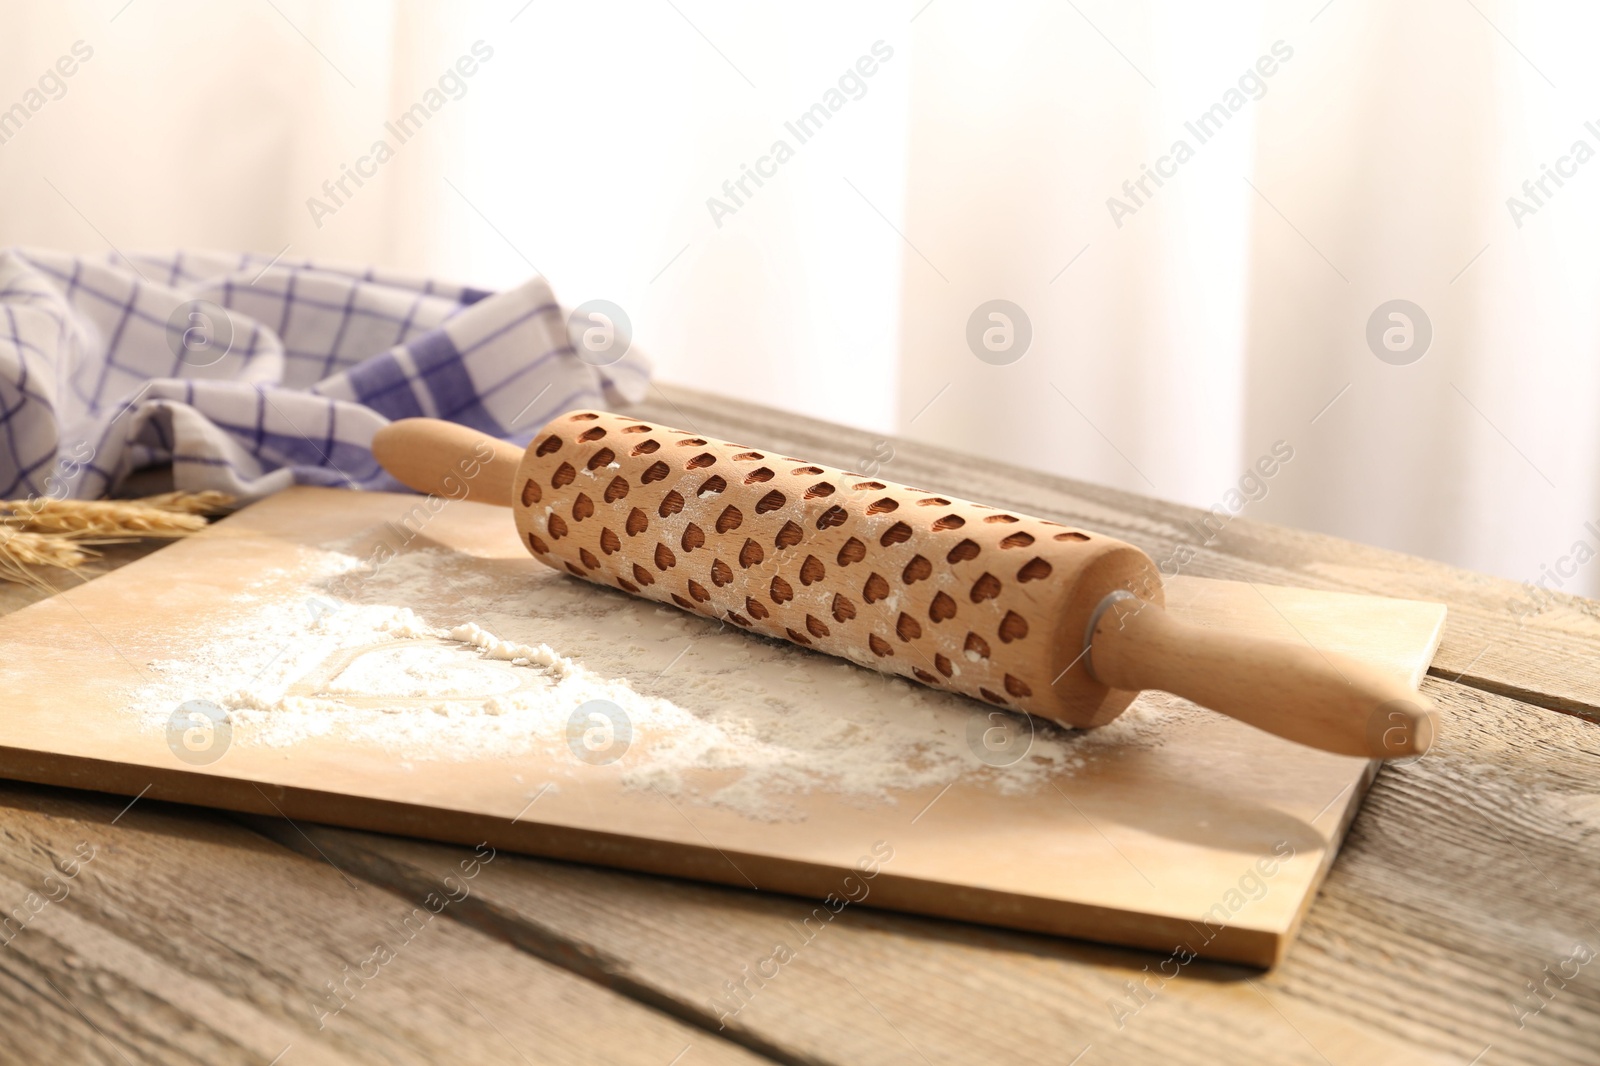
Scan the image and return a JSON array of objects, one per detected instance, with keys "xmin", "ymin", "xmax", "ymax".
[
  {"xmin": 2, "ymin": 0, "xmax": 1595, "ymax": 596},
  {"xmin": 897, "ymin": 0, "xmax": 1600, "ymax": 599}
]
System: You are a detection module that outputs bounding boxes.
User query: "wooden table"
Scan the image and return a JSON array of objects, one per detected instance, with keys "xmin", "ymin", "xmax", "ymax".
[{"xmin": 1, "ymin": 384, "xmax": 1596, "ymax": 1065}]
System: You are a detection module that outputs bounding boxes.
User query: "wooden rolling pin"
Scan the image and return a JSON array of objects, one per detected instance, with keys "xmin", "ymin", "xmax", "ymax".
[{"xmin": 372, "ymin": 411, "xmax": 1436, "ymax": 759}]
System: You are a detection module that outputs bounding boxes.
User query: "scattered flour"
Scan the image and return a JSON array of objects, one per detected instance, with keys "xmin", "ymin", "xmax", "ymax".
[{"xmin": 127, "ymin": 545, "xmax": 1190, "ymax": 821}]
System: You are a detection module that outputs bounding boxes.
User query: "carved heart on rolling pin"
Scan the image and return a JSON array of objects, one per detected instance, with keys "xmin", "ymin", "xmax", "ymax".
[{"xmin": 372, "ymin": 411, "xmax": 1438, "ymax": 761}]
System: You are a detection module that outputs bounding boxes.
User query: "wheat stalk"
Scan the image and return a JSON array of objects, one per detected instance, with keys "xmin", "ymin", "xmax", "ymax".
[
  {"xmin": 1, "ymin": 491, "xmax": 235, "ymax": 537},
  {"xmin": 0, "ymin": 528, "xmax": 100, "ymax": 589},
  {"xmin": 4, "ymin": 500, "xmax": 205, "ymax": 537},
  {"xmin": 0, "ymin": 490, "xmax": 236, "ymax": 585},
  {"xmin": 134, "ymin": 490, "xmax": 236, "ymax": 515}
]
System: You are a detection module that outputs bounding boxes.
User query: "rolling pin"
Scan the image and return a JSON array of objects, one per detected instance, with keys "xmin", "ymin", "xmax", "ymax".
[{"xmin": 371, "ymin": 411, "xmax": 1436, "ymax": 759}]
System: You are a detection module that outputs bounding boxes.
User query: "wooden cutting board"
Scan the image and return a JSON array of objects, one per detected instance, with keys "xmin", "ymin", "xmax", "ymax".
[{"xmin": 0, "ymin": 487, "xmax": 1446, "ymax": 966}]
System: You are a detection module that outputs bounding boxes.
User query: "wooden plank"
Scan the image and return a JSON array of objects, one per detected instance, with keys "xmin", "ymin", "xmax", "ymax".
[
  {"xmin": 0, "ymin": 487, "xmax": 1447, "ymax": 966},
  {"xmin": 258, "ymin": 676, "xmax": 1600, "ymax": 1066},
  {"xmin": 634, "ymin": 384, "xmax": 1600, "ymax": 720},
  {"xmin": 0, "ymin": 783, "xmax": 768, "ymax": 1066}
]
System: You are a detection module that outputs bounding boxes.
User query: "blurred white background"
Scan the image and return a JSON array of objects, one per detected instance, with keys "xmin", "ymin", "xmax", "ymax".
[{"xmin": 2, "ymin": 0, "xmax": 1596, "ymax": 597}]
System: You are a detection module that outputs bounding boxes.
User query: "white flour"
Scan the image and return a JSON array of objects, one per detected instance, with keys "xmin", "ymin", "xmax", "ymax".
[{"xmin": 127, "ymin": 545, "xmax": 1187, "ymax": 821}]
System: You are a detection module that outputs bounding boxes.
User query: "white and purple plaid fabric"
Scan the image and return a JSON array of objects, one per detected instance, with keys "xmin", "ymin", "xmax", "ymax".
[{"xmin": 0, "ymin": 249, "xmax": 650, "ymax": 500}]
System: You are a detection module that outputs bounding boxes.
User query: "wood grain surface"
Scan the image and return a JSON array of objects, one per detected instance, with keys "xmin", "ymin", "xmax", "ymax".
[
  {"xmin": 248, "ymin": 676, "xmax": 1600, "ymax": 1066},
  {"xmin": 0, "ymin": 383, "xmax": 1595, "ymax": 1064},
  {"xmin": 0, "ymin": 784, "xmax": 763, "ymax": 1065}
]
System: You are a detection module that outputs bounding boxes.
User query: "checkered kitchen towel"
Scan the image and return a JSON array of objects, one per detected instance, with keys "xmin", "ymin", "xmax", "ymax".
[{"xmin": 0, "ymin": 249, "xmax": 650, "ymax": 500}]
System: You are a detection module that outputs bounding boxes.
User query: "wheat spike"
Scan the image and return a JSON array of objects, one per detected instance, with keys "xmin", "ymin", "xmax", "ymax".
[
  {"xmin": 0, "ymin": 490, "xmax": 236, "ymax": 584},
  {"xmin": 1, "ymin": 499, "xmax": 206, "ymax": 537},
  {"xmin": 0, "ymin": 529, "xmax": 99, "ymax": 587},
  {"xmin": 1, "ymin": 491, "xmax": 235, "ymax": 537},
  {"xmin": 135, "ymin": 490, "xmax": 236, "ymax": 515}
]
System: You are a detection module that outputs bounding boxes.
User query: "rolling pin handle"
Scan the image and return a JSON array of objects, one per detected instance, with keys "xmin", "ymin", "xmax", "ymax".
[
  {"xmin": 371, "ymin": 418, "xmax": 524, "ymax": 509},
  {"xmin": 1083, "ymin": 591, "xmax": 1438, "ymax": 761}
]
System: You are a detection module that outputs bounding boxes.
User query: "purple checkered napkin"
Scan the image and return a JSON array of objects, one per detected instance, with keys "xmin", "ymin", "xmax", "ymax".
[{"xmin": 0, "ymin": 249, "xmax": 650, "ymax": 500}]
